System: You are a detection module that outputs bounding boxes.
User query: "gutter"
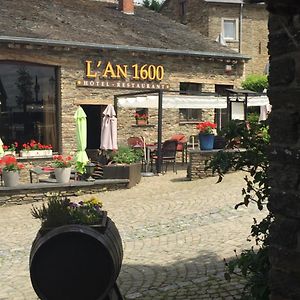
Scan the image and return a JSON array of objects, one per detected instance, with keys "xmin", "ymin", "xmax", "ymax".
[
  {"xmin": 239, "ymin": 2, "xmax": 243, "ymax": 53},
  {"xmin": 0, "ymin": 35, "xmax": 251, "ymax": 61}
]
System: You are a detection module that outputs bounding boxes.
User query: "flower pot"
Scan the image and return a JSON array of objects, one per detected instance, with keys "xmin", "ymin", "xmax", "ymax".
[
  {"xmin": 136, "ymin": 119, "xmax": 147, "ymax": 126},
  {"xmin": 54, "ymin": 167, "xmax": 71, "ymax": 183},
  {"xmin": 2, "ymin": 170, "xmax": 19, "ymax": 187},
  {"xmin": 199, "ymin": 134, "xmax": 215, "ymax": 150},
  {"xmin": 20, "ymin": 150, "xmax": 53, "ymax": 157},
  {"xmin": 3, "ymin": 151, "xmax": 16, "ymax": 157}
]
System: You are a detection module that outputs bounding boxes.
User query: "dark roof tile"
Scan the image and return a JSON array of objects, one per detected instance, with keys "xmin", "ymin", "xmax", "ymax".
[{"xmin": 0, "ymin": 0, "xmax": 244, "ymax": 57}]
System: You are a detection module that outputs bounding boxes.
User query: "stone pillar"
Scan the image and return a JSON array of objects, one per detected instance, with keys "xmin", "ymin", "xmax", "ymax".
[{"xmin": 266, "ymin": 1, "xmax": 300, "ymax": 299}]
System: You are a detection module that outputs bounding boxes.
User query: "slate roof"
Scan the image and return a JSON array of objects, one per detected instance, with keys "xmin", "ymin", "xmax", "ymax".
[
  {"xmin": 0, "ymin": 0, "xmax": 248, "ymax": 59},
  {"xmin": 204, "ymin": 0, "xmax": 243, "ymax": 4},
  {"xmin": 204, "ymin": 0, "xmax": 265, "ymax": 3}
]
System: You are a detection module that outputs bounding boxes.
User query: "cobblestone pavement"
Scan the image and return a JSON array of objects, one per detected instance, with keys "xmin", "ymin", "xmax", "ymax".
[{"xmin": 0, "ymin": 170, "xmax": 266, "ymax": 300}]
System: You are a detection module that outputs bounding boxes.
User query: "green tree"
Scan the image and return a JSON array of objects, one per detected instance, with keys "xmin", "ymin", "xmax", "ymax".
[
  {"xmin": 241, "ymin": 74, "xmax": 268, "ymax": 93},
  {"xmin": 143, "ymin": 0, "xmax": 161, "ymax": 12}
]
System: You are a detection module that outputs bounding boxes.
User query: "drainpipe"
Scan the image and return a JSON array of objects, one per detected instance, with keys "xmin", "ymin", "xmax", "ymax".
[{"xmin": 239, "ymin": 2, "xmax": 243, "ymax": 53}]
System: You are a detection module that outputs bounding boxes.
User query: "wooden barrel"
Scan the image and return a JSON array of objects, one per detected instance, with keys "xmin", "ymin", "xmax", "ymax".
[{"xmin": 29, "ymin": 217, "xmax": 123, "ymax": 300}]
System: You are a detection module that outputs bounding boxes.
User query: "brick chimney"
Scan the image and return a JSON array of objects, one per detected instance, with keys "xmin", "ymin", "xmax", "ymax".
[{"xmin": 119, "ymin": 0, "xmax": 134, "ymax": 15}]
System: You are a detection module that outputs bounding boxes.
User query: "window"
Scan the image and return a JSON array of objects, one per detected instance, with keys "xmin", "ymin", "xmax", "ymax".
[
  {"xmin": 0, "ymin": 62, "xmax": 58, "ymax": 151},
  {"xmin": 215, "ymin": 84, "xmax": 234, "ymax": 129},
  {"xmin": 222, "ymin": 19, "xmax": 238, "ymax": 41},
  {"xmin": 179, "ymin": 82, "xmax": 202, "ymax": 122},
  {"xmin": 135, "ymin": 108, "xmax": 148, "ymax": 125},
  {"xmin": 179, "ymin": 109, "xmax": 202, "ymax": 122},
  {"xmin": 179, "ymin": 82, "xmax": 202, "ymax": 95},
  {"xmin": 179, "ymin": 0, "xmax": 186, "ymax": 18}
]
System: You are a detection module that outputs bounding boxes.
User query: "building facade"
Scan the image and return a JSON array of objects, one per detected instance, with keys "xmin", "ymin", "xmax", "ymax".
[
  {"xmin": 0, "ymin": 0, "xmax": 248, "ymax": 156},
  {"xmin": 161, "ymin": 0, "xmax": 269, "ymax": 75}
]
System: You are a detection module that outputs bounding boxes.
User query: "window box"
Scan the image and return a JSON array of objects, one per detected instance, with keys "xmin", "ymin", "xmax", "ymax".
[
  {"xmin": 20, "ymin": 150, "xmax": 53, "ymax": 158},
  {"xmin": 3, "ymin": 151, "xmax": 16, "ymax": 157}
]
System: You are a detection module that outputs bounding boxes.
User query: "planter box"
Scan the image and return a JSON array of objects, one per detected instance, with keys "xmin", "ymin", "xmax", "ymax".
[
  {"xmin": 102, "ymin": 162, "xmax": 142, "ymax": 188},
  {"xmin": 20, "ymin": 150, "xmax": 53, "ymax": 158},
  {"xmin": 2, "ymin": 151, "xmax": 16, "ymax": 156}
]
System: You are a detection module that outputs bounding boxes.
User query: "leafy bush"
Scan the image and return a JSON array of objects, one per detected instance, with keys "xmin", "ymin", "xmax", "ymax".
[
  {"xmin": 207, "ymin": 120, "xmax": 272, "ymax": 299},
  {"xmin": 110, "ymin": 146, "xmax": 143, "ymax": 164},
  {"xmin": 241, "ymin": 75, "xmax": 268, "ymax": 93},
  {"xmin": 247, "ymin": 112, "xmax": 259, "ymax": 123}
]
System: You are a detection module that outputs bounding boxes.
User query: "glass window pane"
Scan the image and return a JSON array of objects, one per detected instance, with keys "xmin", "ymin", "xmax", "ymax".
[
  {"xmin": 224, "ymin": 20, "xmax": 236, "ymax": 40},
  {"xmin": 179, "ymin": 108, "xmax": 201, "ymax": 121},
  {"xmin": 0, "ymin": 62, "xmax": 58, "ymax": 151}
]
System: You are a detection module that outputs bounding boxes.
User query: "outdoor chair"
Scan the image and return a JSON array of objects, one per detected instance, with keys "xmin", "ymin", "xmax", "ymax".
[
  {"xmin": 150, "ymin": 139, "xmax": 178, "ymax": 174},
  {"xmin": 127, "ymin": 136, "xmax": 144, "ymax": 149},
  {"xmin": 170, "ymin": 134, "xmax": 187, "ymax": 164}
]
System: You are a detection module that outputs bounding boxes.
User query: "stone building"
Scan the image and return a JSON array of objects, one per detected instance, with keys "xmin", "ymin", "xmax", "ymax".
[
  {"xmin": 0, "ymin": 0, "xmax": 248, "ymax": 156},
  {"xmin": 160, "ymin": 0, "xmax": 269, "ymax": 75}
]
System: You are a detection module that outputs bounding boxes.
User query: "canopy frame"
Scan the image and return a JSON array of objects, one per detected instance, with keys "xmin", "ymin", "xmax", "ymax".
[{"xmin": 114, "ymin": 89, "xmax": 268, "ymax": 174}]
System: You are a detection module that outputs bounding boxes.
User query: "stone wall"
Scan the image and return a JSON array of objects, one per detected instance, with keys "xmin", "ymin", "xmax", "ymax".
[
  {"xmin": 267, "ymin": 2, "xmax": 300, "ymax": 299},
  {"xmin": 161, "ymin": 0, "xmax": 269, "ymax": 76},
  {"xmin": 187, "ymin": 149, "xmax": 216, "ymax": 180},
  {"xmin": 0, "ymin": 44, "xmax": 244, "ymax": 155},
  {"xmin": 0, "ymin": 182, "xmax": 128, "ymax": 206}
]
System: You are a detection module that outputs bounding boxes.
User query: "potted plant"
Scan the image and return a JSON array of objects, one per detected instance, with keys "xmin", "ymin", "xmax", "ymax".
[
  {"xmin": 30, "ymin": 194, "xmax": 123, "ymax": 300},
  {"xmin": 3, "ymin": 142, "xmax": 18, "ymax": 156},
  {"xmin": 0, "ymin": 155, "xmax": 24, "ymax": 187},
  {"xmin": 102, "ymin": 146, "xmax": 143, "ymax": 187},
  {"xmin": 134, "ymin": 112, "xmax": 148, "ymax": 125},
  {"xmin": 196, "ymin": 121, "xmax": 217, "ymax": 150},
  {"xmin": 52, "ymin": 154, "xmax": 73, "ymax": 183},
  {"xmin": 20, "ymin": 140, "xmax": 53, "ymax": 157}
]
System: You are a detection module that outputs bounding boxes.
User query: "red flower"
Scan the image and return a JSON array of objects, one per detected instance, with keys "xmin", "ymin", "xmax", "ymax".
[
  {"xmin": 0, "ymin": 155, "xmax": 24, "ymax": 171},
  {"xmin": 196, "ymin": 121, "xmax": 217, "ymax": 134},
  {"xmin": 52, "ymin": 154, "xmax": 73, "ymax": 168},
  {"xmin": 134, "ymin": 112, "xmax": 148, "ymax": 120},
  {"xmin": 3, "ymin": 141, "xmax": 18, "ymax": 151}
]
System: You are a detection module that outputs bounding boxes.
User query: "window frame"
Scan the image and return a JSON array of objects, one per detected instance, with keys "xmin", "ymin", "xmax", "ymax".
[
  {"xmin": 179, "ymin": 82, "xmax": 203, "ymax": 123},
  {"xmin": 0, "ymin": 60, "xmax": 60, "ymax": 152},
  {"xmin": 179, "ymin": 108, "xmax": 202, "ymax": 123},
  {"xmin": 222, "ymin": 18, "xmax": 239, "ymax": 41}
]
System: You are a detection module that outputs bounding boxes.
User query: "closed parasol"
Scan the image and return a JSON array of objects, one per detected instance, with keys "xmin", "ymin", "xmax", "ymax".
[
  {"xmin": 100, "ymin": 105, "xmax": 118, "ymax": 151},
  {"xmin": 74, "ymin": 106, "xmax": 89, "ymax": 170}
]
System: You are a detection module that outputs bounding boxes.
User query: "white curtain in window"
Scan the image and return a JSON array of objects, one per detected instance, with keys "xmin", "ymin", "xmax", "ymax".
[{"xmin": 224, "ymin": 20, "xmax": 236, "ymax": 39}]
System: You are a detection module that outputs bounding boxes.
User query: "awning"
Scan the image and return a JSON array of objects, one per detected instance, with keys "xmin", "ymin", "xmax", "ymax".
[{"xmin": 117, "ymin": 94, "xmax": 269, "ymax": 109}]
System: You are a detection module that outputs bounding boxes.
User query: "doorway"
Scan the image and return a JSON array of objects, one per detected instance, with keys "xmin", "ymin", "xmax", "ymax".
[{"xmin": 81, "ymin": 105, "xmax": 105, "ymax": 151}]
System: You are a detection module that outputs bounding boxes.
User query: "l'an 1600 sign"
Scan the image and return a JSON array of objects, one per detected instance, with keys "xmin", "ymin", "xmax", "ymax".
[{"xmin": 76, "ymin": 60, "xmax": 170, "ymax": 90}]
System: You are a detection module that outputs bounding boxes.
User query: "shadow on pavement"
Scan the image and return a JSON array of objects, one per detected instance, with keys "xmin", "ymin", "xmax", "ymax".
[{"xmin": 118, "ymin": 251, "xmax": 244, "ymax": 300}]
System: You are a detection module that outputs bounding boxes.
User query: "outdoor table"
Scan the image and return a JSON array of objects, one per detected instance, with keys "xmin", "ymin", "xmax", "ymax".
[
  {"xmin": 29, "ymin": 167, "xmax": 54, "ymax": 183},
  {"xmin": 145, "ymin": 144, "xmax": 157, "ymax": 172}
]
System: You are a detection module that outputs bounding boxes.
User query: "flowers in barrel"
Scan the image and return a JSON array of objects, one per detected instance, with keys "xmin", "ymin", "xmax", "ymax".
[
  {"xmin": 196, "ymin": 121, "xmax": 217, "ymax": 135},
  {"xmin": 52, "ymin": 155, "xmax": 73, "ymax": 168},
  {"xmin": 31, "ymin": 194, "xmax": 106, "ymax": 229},
  {"xmin": 0, "ymin": 155, "xmax": 24, "ymax": 172}
]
